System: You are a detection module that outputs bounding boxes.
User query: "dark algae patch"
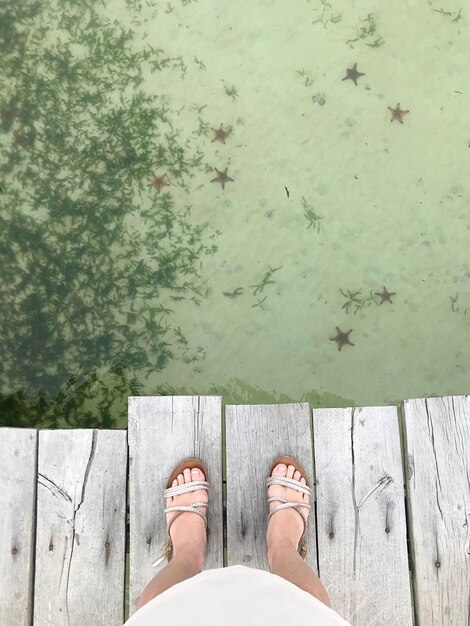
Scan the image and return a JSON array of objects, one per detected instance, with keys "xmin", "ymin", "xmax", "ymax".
[{"xmin": 0, "ymin": 0, "xmax": 218, "ymax": 428}]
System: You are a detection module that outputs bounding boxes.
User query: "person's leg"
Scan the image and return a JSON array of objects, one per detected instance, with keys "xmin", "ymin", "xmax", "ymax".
[
  {"xmin": 135, "ymin": 547, "xmax": 203, "ymax": 611},
  {"xmin": 268, "ymin": 543, "xmax": 333, "ymax": 609},
  {"xmin": 266, "ymin": 462, "xmax": 333, "ymax": 608},
  {"xmin": 136, "ymin": 544, "xmax": 332, "ymax": 612},
  {"xmin": 136, "ymin": 466, "xmax": 208, "ymax": 611}
]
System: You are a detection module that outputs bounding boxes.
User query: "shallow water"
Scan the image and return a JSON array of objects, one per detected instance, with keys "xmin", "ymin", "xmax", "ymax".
[{"xmin": 1, "ymin": 1, "xmax": 469, "ymax": 430}]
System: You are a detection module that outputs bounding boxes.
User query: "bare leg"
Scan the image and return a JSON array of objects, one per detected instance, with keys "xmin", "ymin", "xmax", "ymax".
[
  {"xmin": 135, "ymin": 544, "xmax": 332, "ymax": 613},
  {"xmin": 136, "ymin": 465, "xmax": 209, "ymax": 612},
  {"xmin": 268, "ymin": 544, "xmax": 333, "ymax": 609},
  {"xmin": 135, "ymin": 548, "xmax": 203, "ymax": 611}
]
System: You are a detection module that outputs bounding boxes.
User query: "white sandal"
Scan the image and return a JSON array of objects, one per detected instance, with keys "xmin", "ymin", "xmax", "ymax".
[
  {"xmin": 153, "ymin": 458, "xmax": 210, "ymax": 567},
  {"xmin": 266, "ymin": 454, "xmax": 312, "ymax": 560}
]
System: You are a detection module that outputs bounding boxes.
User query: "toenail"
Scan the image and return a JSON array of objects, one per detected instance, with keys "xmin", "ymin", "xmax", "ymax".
[
  {"xmin": 192, "ymin": 469, "xmax": 199, "ymax": 476},
  {"xmin": 278, "ymin": 465, "xmax": 286, "ymax": 473}
]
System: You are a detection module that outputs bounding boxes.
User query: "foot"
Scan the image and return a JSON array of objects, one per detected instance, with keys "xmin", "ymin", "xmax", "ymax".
[
  {"xmin": 266, "ymin": 463, "xmax": 311, "ymax": 563},
  {"xmin": 165, "ymin": 467, "xmax": 208, "ymax": 567}
]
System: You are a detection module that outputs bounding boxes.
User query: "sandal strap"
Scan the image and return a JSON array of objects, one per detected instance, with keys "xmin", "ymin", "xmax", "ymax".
[
  {"xmin": 267, "ymin": 496, "xmax": 311, "ymax": 510},
  {"xmin": 152, "ymin": 504, "xmax": 209, "ymax": 567},
  {"xmin": 154, "ymin": 481, "xmax": 210, "ymax": 568},
  {"xmin": 266, "ymin": 476, "xmax": 312, "ymax": 496},
  {"xmin": 163, "ymin": 480, "xmax": 209, "ymax": 498},
  {"xmin": 164, "ymin": 504, "xmax": 208, "ymax": 539},
  {"xmin": 164, "ymin": 503, "xmax": 208, "ymax": 523},
  {"xmin": 153, "ymin": 504, "xmax": 209, "ymax": 568},
  {"xmin": 267, "ymin": 497, "xmax": 310, "ymax": 546}
]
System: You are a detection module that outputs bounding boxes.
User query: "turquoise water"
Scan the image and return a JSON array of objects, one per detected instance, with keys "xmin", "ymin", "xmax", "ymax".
[
  {"xmin": 1, "ymin": 4, "xmax": 468, "ymax": 616},
  {"xmin": 2, "ymin": 1, "xmax": 469, "ymax": 429}
]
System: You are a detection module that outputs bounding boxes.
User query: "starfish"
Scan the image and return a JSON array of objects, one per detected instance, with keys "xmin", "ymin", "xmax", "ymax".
[
  {"xmin": 211, "ymin": 123, "xmax": 231, "ymax": 144},
  {"xmin": 13, "ymin": 130, "xmax": 32, "ymax": 148},
  {"xmin": 375, "ymin": 286, "xmax": 396, "ymax": 304},
  {"xmin": 329, "ymin": 327, "xmax": 354, "ymax": 351},
  {"xmin": 342, "ymin": 63, "xmax": 365, "ymax": 86},
  {"xmin": 148, "ymin": 172, "xmax": 169, "ymax": 191},
  {"xmin": 388, "ymin": 103, "xmax": 409, "ymax": 124},
  {"xmin": 1, "ymin": 108, "xmax": 16, "ymax": 127},
  {"xmin": 210, "ymin": 167, "xmax": 234, "ymax": 190}
]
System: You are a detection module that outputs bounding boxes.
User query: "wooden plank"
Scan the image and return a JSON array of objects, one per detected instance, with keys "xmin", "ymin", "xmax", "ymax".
[
  {"xmin": 34, "ymin": 429, "xmax": 127, "ymax": 626},
  {"xmin": 0, "ymin": 428, "xmax": 37, "ymax": 626},
  {"xmin": 403, "ymin": 395, "xmax": 470, "ymax": 625},
  {"xmin": 127, "ymin": 396, "xmax": 222, "ymax": 617},
  {"xmin": 313, "ymin": 406, "xmax": 413, "ymax": 625},
  {"xmin": 225, "ymin": 403, "xmax": 317, "ymax": 570}
]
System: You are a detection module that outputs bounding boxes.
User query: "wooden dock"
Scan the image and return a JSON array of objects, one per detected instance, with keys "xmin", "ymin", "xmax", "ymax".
[{"xmin": 1, "ymin": 396, "xmax": 469, "ymax": 625}]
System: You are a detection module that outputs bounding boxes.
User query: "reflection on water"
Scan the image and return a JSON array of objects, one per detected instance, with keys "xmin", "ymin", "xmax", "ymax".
[{"xmin": 1, "ymin": 0, "xmax": 469, "ymax": 429}]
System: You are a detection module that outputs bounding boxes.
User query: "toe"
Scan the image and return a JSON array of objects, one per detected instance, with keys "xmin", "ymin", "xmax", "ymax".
[
  {"xmin": 286, "ymin": 464, "xmax": 295, "ymax": 478},
  {"xmin": 192, "ymin": 468, "xmax": 204, "ymax": 480},
  {"xmin": 166, "ymin": 478, "xmax": 178, "ymax": 506},
  {"xmin": 183, "ymin": 468, "xmax": 191, "ymax": 483},
  {"xmin": 293, "ymin": 470, "xmax": 301, "ymax": 481},
  {"xmin": 274, "ymin": 464, "xmax": 286, "ymax": 475},
  {"xmin": 177, "ymin": 473, "xmax": 184, "ymax": 486}
]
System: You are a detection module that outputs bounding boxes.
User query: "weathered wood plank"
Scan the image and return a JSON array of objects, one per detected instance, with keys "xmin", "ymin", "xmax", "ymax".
[
  {"xmin": 225, "ymin": 403, "xmax": 317, "ymax": 570},
  {"xmin": 0, "ymin": 428, "xmax": 37, "ymax": 626},
  {"xmin": 127, "ymin": 396, "xmax": 222, "ymax": 617},
  {"xmin": 34, "ymin": 429, "xmax": 127, "ymax": 626},
  {"xmin": 403, "ymin": 395, "xmax": 470, "ymax": 626},
  {"xmin": 313, "ymin": 406, "xmax": 413, "ymax": 625}
]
